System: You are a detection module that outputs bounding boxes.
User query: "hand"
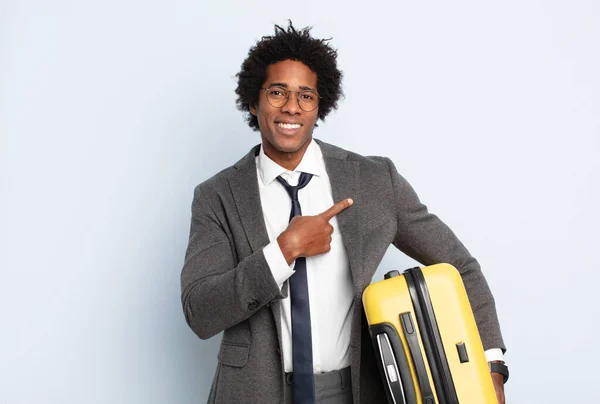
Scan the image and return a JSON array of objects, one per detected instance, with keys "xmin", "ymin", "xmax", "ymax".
[
  {"xmin": 491, "ymin": 371, "xmax": 505, "ymax": 404},
  {"xmin": 277, "ymin": 198, "xmax": 354, "ymax": 264}
]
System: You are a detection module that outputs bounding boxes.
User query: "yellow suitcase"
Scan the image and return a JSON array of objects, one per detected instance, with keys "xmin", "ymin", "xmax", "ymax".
[{"xmin": 362, "ymin": 264, "xmax": 497, "ymax": 404}]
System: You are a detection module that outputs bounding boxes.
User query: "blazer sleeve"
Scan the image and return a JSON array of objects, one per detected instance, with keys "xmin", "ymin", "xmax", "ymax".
[
  {"xmin": 385, "ymin": 158, "xmax": 506, "ymax": 353},
  {"xmin": 180, "ymin": 184, "xmax": 284, "ymax": 340}
]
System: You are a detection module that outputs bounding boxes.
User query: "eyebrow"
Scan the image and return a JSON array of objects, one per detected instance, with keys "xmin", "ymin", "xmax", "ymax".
[{"xmin": 268, "ymin": 82, "xmax": 317, "ymax": 92}]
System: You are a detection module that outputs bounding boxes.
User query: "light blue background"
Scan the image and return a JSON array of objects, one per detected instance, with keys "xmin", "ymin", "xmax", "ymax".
[{"xmin": 2, "ymin": 1, "xmax": 599, "ymax": 403}]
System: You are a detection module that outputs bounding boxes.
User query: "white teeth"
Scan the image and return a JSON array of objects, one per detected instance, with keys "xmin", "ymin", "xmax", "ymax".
[{"xmin": 277, "ymin": 123, "xmax": 301, "ymax": 129}]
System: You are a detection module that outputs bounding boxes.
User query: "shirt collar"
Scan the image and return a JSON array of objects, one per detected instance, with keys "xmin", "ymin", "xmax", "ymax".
[{"xmin": 257, "ymin": 139, "xmax": 325, "ymax": 186}]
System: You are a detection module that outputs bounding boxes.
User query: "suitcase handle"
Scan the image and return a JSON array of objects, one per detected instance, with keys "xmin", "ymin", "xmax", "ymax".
[
  {"xmin": 370, "ymin": 323, "xmax": 417, "ymax": 404},
  {"xmin": 400, "ymin": 312, "xmax": 435, "ymax": 404},
  {"xmin": 376, "ymin": 333, "xmax": 407, "ymax": 404}
]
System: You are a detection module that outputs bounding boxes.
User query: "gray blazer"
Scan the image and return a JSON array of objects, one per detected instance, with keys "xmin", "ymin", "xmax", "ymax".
[{"xmin": 181, "ymin": 140, "xmax": 505, "ymax": 404}]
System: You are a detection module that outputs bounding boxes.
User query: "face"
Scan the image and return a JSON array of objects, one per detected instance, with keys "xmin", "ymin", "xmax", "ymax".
[{"xmin": 250, "ymin": 60, "xmax": 319, "ymax": 169}]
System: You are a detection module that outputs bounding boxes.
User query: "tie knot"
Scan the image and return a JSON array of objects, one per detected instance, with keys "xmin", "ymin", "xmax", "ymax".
[{"xmin": 276, "ymin": 172, "xmax": 313, "ymax": 201}]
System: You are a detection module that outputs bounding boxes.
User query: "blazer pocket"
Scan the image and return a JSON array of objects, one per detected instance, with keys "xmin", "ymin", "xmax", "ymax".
[
  {"xmin": 363, "ymin": 215, "xmax": 392, "ymax": 235},
  {"xmin": 218, "ymin": 342, "xmax": 250, "ymax": 368}
]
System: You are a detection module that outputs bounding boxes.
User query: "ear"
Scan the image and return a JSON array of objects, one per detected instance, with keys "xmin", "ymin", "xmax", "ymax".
[{"xmin": 249, "ymin": 102, "xmax": 257, "ymax": 116}]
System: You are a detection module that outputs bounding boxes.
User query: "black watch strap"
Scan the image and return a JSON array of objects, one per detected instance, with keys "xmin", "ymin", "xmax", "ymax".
[{"xmin": 489, "ymin": 362, "xmax": 509, "ymax": 384}]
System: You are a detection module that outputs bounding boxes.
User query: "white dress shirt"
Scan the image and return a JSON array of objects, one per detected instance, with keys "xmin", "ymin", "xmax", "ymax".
[
  {"xmin": 256, "ymin": 140, "xmax": 503, "ymax": 374},
  {"xmin": 257, "ymin": 140, "xmax": 353, "ymax": 373}
]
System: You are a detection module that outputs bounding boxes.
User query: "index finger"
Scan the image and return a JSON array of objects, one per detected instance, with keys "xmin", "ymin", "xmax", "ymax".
[{"xmin": 319, "ymin": 198, "xmax": 354, "ymax": 221}]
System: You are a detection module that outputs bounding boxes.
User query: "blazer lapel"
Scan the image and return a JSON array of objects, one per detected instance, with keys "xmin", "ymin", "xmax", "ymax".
[
  {"xmin": 228, "ymin": 144, "xmax": 285, "ymax": 353},
  {"xmin": 318, "ymin": 140, "xmax": 363, "ymax": 295},
  {"xmin": 228, "ymin": 145, "xmax": 270, "ymax": 254}
]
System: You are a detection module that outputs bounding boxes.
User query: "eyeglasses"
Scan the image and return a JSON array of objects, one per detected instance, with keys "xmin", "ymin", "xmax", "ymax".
[{"xmin": 261, "ymin": 86, "xmax": 320, "ymax": 112}]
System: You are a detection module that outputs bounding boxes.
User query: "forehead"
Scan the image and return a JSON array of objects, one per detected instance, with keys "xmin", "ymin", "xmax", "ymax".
[{"xmin": 264, "ymin": 60, "xmax": 317, "ymax": 88}]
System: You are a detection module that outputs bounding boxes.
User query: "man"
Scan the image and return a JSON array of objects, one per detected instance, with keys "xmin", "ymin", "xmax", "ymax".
[{"xmin": 181, "ymin": 22, "xmax": 508, "ymax": 404}]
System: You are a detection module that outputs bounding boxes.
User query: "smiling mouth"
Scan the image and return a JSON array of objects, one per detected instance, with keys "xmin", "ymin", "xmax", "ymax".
[{"xmin": 276, "ymin": 122, "xmax": 302, "ymax": 129}]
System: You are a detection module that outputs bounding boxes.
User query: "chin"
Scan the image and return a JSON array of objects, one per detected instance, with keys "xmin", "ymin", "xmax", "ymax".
[
  {"xmin": 278, "ymin": 135, "xmax": 310, "ymax": 151},
  {"xmin": 272, "ymin": 141, "xmax": 303, "ymax": 154}
]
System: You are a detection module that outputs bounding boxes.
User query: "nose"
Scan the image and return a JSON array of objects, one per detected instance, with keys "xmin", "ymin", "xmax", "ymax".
[{"xmin": 280, "ymin": 93, "xmax": 302, "ymax": 115}]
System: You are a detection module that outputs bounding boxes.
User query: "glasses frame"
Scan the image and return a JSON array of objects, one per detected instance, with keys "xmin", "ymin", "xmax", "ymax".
[{"xmin": 260, "ymin": 86, "xmax": 321, "ymax": 112}]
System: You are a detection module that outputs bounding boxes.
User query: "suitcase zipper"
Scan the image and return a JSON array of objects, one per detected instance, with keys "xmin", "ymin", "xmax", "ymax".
[
  {"xmin": 400, "ymin": 312, "xmax": 435, "ymax": 404},
  {"xmin": 405, "ymin": 267, "xmax": 459, "ymax": 404}
]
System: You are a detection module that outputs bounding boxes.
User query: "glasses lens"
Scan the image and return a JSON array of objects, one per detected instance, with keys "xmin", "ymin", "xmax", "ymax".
[
  {"xmin": 298, "ymin": 91, "xmax": 319, "ymax": 111},
  {"xmin": 266, "ymin": 86, "xmax": 288, "ymax": 107}
]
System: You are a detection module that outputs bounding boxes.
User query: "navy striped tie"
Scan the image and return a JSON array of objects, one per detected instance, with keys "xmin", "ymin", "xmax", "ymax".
[{"xmin": 276, "ymin": 172, "xmax": 315, "ymax": 404}]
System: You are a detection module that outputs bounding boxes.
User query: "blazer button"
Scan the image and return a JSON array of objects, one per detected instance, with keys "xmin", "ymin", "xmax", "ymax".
[{"xmin": 248, "ymin": 300, "xmax": 259, "ymax": 310}]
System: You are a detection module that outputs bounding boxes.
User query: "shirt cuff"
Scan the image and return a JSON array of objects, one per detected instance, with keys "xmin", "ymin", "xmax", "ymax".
[
  {"xmin": 263, "ymin": 241, "xmax": 295, "ymax": 290},
  {"xmin": 484, "ymin": 348, "xmax": 505, "ymax": 363}
]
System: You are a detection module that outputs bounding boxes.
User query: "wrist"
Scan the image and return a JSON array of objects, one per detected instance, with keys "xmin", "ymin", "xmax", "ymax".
[
  {"xmin": 277, "ymin": 231, "xmax": 300, "ymax": 265},
  {"xmin": 489, "ymin": 361, "xmax": 509, "ymax": 384}
]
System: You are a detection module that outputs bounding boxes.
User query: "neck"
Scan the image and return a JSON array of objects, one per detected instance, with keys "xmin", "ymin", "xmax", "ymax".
[
  {"xmin": 270, "ymin": 153, "xmax": 302, "ymax": 171},
  {"xmin": 262, "ymin": 138, "xmax": 312, "ymax": 171}
]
